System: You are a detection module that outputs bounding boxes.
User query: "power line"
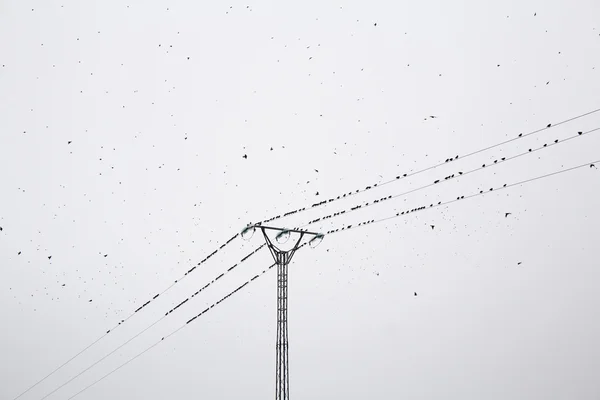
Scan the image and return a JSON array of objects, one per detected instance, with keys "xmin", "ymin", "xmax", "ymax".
[
  {"xmin": 15, "ymin": 108, "xmax": 600, "ymax": 400},
  {"xmin": 33, "ymin": 244, "xmax": 265, "ymax": 400},
  {"xmin": 321, "ymin": 158, "xmax": 600, "ymax": 236},
  {"xmin": 259, "ymin": 107, "xmax": 600, "ymax": 226},
  {"xmin": 298, "ymin": 127, "xmax": 600, "ymax": 229},
  {"xmin": 64, "ymin": 259, "xmax": 284, "ymax": 400}
]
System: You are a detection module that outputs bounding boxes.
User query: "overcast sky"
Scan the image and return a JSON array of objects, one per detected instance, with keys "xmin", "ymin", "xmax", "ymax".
[{"xmin": 1, "ymin": 1, "xmax": 600, "ymax": 399}]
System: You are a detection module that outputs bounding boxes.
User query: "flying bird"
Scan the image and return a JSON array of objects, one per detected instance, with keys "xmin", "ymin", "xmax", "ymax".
[
  {"xmin": 67, "ymin": 141, "xmax": 72, "ymax": 144},
  {"xmin": 314, "ymin": 169, "xmax": 319, "ymax": 173},
  {"xmin": 48, "ymin": 255, "xmax": 52, "ymax": 260},
  {"xmin": 18, "ymin": 251, "xmax": 21, "ymax": 255},
  {"xmin": 517, "ymin": 262, "xmax": 522, "ymax": 265},
  {"xmin": 505, "ymin": 212, "xmax": 512, "ymax": 218},
  {"xmin": 430, "ymin": 225, "xmax": 435, "ymax": 230},
  {"xmin": 242, "ymin": 154, "xmax": 247, "ymax": 159},
  {"xmin": 414, "ymin": 292, "xmax": 417, "ymax": 296}
]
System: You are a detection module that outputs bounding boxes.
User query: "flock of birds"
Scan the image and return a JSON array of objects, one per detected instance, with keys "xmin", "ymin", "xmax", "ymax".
[{"xmin": 0, "ymin": 5, "xmax": 598, "ymax": 400}]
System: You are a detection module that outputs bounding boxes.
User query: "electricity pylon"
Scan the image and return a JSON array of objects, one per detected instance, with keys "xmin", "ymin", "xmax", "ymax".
[{"xmin": 242, "ymin": 224, "xmax": 324, "ymax": 400}]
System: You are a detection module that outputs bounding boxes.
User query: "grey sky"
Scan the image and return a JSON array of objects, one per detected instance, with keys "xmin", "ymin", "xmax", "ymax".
[{"xmin": 1, "ymin": 0, "xmax": 600, "ymax": 399}]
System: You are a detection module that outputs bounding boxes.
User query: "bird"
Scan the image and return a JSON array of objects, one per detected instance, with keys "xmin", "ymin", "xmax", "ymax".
[
  {"xmin": 0, "ymin": 226, "xmax": 2, "ymax": 231},
  {"xmin": 103, "ymin": 254, "xmax": 108, "ymax": 257},
  {"xmin": 88, "ymin": 299, "xmax": 93, "ymax": 302},
  {"xmin": 48, "ymin": 255, "xmax": 52, "ymax": 260},
  {"xmin": 430, "ymin": 225, "xmax": 435, "ymax": 230},
  {"xmin": 505, "ymin": 212, "xmax": 512, "ymax": 218},
  {"xmin": 547, "ymin": 123, "xmax": 552, "ymax": 128},
  {"xmin": 67, "ymin": 141, "xmax": 72, "ymax": 144},
  {"xmin": 414, "ymin": 292, "xmax": 417, "ymax": 296},
  {"xmin": 270, "ymin": 147, "xmax": 273, "ymax": 151},
  {"xmin": 18, "ymin": 251, "xmax": 21, "ymax": 255},
  {"xmin": 242, "ymin": 154, "xmax": 247, "ymax": 159},
  {"xmin": 314, "ymin": 169, "xmax": 319, "ymax": 173},
  {"xmin": 517, "ymin": 262, "xmax": 522, "ymax": 265},
  {"xmin": 591, "ymin": 164, "xmax": 597, "ymax": 169},
  {"xmin": 578, "ymin": 131, "xmax": 583, "ymax": 135},
  {"xmin": 430, "ymin": 115, "xmax": 436, "ymax": 119},
  {"xmin": 315, "ymin": 191, "xmax": 319, "ymax": 196}
]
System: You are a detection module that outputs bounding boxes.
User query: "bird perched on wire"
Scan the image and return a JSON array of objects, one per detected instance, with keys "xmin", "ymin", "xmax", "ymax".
[{"xmin": 591, "ymin": 164, "xmax": 597, "ymax": 169}]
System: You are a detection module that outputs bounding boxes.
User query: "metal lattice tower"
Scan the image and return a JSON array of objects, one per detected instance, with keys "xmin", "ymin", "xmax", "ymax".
[{"xmin": 244, "ymin": 225, "xmax": 322, "ymax": 400}]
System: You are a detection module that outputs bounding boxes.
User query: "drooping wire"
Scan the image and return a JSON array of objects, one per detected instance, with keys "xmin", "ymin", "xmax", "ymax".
[
  {"xmin": 259, "ymin": 107, "xmax": 600, "ymax": 226},
  {"xmin": 33, "ymin": 243, "xmax": 265, "ymax": 400},
  {"xmin": 10, "ymin": 231, "xmax": 239, "ymax": 400},
  {"xmin": 321, "ymin": 159, "xmax": 600, "ymax": 236},
  {"xmin": 297, "ymin": 127, "xmax": 600, "ymax": 229}
]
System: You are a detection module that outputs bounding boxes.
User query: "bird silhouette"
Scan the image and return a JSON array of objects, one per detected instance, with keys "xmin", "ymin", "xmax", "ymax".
[
  {"xmin": 314, "ymin": 169, "xmax": 319, "ymax": 173},
  {"xmin": 48, "ymin": 255, "xmax": 52, "ymax": 260},
  {"xmin": 414, "ymin": 292, "xmax": 417, "ymax": 296},
  {"xmin": 67, "ymin": 141, "xmax": 72, "ymax": 144},
  {"xmin": 591, "ymin": 164, "xmax": 597, "ymax": 169},
  {"xmin": 547, "ymin": 123, "xmax": 552, "ymax": 128},
  {"xmin": 430, "ymin": 225, "xmax": 435, "ymax": 230},
  {"xmin": 505, "ymin": 212, "xmax": 512, "ymax": 218},
  {"xmin": 242, "ymin": 154, "xmax": 247, "ymax": 159},
  {"xmin": 18, "ymin": 251, "xmax": 21, "ymax": 255},
  {"xmin": 517, "ymin": 262, "xmax": 522, "ymax": 265},
  {"xmin": 315, "ymin": 191, "xmax": 319, "ymax": 196}
]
